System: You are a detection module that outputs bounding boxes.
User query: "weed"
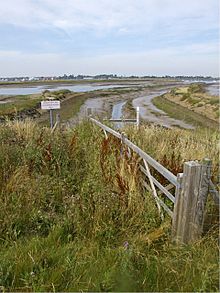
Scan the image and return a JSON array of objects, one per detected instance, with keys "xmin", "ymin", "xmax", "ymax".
[{"xmin": 0, "ymin": 119, "xmax": 219, "ymax": 291}]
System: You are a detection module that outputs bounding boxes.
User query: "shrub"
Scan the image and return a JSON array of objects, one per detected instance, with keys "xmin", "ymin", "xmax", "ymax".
[{"xmin": 188, "ymin": 83, "xmax": 205, "ymax": 94}]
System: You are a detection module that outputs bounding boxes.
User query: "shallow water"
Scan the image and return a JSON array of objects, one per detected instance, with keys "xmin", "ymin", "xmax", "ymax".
[
  {"xmin": 0, "ymin": 84, "xmax": 128, "ymax": 96},
  {"xmin": 111, "ymin": 101, "xmax": 127, "ymax": 128},
  {"xmin": 111, "ymin": 101, "xmax": 126, "ymax": 119},
  {"xmin": 206, "ymin": 83, "xmax": 219, "ymax": 96}
]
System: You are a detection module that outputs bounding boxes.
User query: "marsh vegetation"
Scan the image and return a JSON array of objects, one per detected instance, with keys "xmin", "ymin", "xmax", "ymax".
[
  {"xmin": 0, "ymin": 119, "xmax": 219, "ymax": 292},
  {"xmin": 153, "ymin": 83, "xmax": 219, "ymax": 130}
]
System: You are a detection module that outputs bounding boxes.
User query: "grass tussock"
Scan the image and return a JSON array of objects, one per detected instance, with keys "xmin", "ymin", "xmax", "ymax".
[{"xmin": 0, "ymin": 119, "xmax": 219, "ymax": 292}]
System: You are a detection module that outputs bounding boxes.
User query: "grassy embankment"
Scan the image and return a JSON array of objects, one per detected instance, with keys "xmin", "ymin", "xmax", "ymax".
[
  {"xmin": 0, "ymin": 90, "xmax": 72, "ymax": 117},
  {"xmin": 153, "ymin": 83, "xmax": 219, "ymax": 129},
  {"xmin": 0, "ymin": 119, "xmax": 219, "ymax": 292},
  {"xmin": 0, "ymin": 94, "xmax": 42, "ymax": 116}
]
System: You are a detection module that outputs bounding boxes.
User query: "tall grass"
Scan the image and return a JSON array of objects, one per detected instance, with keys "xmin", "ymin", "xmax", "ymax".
[
  {"xmin": 0, "ymin": 120, "xmax": 219, "ymax": 292},
  {"xmin": 124, "ymin": 123, "xmax": 219, "ymax": 179}
]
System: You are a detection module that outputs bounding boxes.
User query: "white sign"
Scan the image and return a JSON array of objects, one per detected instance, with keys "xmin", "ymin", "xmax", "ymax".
[{"xmin": 41, "ymin": 100, "xmax": 60, "ymax": 110}]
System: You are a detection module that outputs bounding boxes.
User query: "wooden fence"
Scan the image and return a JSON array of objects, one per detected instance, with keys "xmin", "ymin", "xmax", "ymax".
[{"xmin": 90, "ymin": 117, "xmax": 219, "ymax": 244}]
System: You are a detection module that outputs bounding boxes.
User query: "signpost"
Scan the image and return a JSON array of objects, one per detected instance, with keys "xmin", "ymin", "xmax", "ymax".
[
  {"xmin": 136, "ymin": 106, "xmax": 140, "ymax": 128},
  {"xmin": 41, "ymin": 100, "xmax": 60, "ymax": 128}
]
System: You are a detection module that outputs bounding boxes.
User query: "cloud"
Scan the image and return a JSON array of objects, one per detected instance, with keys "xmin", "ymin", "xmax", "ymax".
[
  {"xmin": 0, "ymin": 1, "xmax": 218, "ymax": 76},
  {"xmin": 0, "ymin": 43, "xmax": 218, "ymax": 77},
  {"xmin": 0, "ymin": 0, "xmax": 218, "ymax": 34}
]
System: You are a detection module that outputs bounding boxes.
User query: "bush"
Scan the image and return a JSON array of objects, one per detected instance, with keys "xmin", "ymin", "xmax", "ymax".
[{"xmin": 188, "ymin": 83, "xmax": 205, "ymax": 94}]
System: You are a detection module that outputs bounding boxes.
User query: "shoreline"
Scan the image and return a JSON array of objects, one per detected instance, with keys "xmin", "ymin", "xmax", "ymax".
[{"xmin": 0, "ymin": 80, "xmax": 218, "ymax": 130}]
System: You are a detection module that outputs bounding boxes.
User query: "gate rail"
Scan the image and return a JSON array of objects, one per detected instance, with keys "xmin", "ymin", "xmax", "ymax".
[{"xmin": 90, "ymin": 118, "xmax": 219, "ymax": 244}]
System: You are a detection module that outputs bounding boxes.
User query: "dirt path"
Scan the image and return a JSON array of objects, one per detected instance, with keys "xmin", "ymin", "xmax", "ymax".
[{"xmin": 132, "ymin": 89, "xmax": 194, "ymax": 129}]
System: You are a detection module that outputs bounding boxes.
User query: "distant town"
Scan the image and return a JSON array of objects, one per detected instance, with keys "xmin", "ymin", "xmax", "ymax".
[{"xmin": 0, "ymin": 74, "xmax": 219, "ymax": 82}]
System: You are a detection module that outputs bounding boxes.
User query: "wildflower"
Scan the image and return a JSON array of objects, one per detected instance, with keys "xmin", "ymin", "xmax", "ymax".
[{"xmin": 123, "ymin": 241, "xmax": 129, "ymax": 249}]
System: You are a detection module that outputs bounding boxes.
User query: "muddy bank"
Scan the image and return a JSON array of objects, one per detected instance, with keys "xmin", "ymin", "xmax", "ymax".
[
  {"xmin": 66, "ymin": 93, "xmax": 126, "ymax": 126},
  {"xmin": 132, "ymin": 90, "xmax": 194, "ymax": 129},
  {"xmin": 67, "ymin": 83, "xmax": 193, "ymax": 129},
  {"xmin": 0, "ymin": 80, "xmax": 193, "ymax": 130}
]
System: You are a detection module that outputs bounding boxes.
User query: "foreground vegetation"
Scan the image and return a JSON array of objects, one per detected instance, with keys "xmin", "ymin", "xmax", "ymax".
[{"xmin": 0, "ymin": 120, "xmax": 219, "ymax": 291}]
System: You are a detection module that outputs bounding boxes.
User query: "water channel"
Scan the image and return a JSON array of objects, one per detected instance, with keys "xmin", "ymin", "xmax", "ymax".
[
  {"xmin": 76, "ymin": 87, "xmax": 195, "ymax": 129},
  {"xmin": 111, "ymin": 101, "xmax": 127, "ymax": 128},
  {"xmin": 0, "ymin": 84, "xmax": 128, "ymax": 96},
  {"xmin": 206, "ymin": 83, "xmax": 219, "ymax": 96},
  {"xmin": 132, "ymin": 90, "xmax": 194, "ymax": 129}
]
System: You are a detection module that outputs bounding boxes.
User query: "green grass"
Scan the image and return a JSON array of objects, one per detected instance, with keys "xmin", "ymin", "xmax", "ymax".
[
  {"xmin": 186, "ymin": 96, "xmax": 200, "ymax": 105},
  {"xmin": 153, "ymin": 94, "xmax": 219, "ymax": 130},
  {"xmin": 188, "ymin": 83, "xmax": 205, "ymax": 94},
  {"xmin": 209, "ymin": 98, "xmax": 219, "ymax": 105},
  {"xmin": 122, "ymin": 99, "xmax": 136, "ymax": 118},
  {"xmin": 0, "ymin": 230, "xmax": 218, "ymax": 292},
  {"xmin": 0, "ymin": 95, "xmax": 42, "ymax": 115},
  {"xmin": 180, "ymin": 93, "xmax": 190, "ymax": 101},
  {"xmin": 0, "ymin": 90, "xmax": 72, "ymax": 117},
  {"xmin": 0, "ymin": 120, "xmax": 219, "ymax": 291},
  {"xmin": 39, "ymin": 92, "xmax": 88, "ymax": 126}
]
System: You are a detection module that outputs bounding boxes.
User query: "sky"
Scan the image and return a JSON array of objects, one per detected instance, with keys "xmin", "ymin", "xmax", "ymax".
[{"xmin": 0, "ymin": 0, "xmax": 219, "ymax": 77}]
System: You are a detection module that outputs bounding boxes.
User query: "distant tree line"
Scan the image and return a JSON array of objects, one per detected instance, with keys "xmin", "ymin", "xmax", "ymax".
[{"xmin": 0, "ymin": 74, "xmax": 219, "ymax": 82}]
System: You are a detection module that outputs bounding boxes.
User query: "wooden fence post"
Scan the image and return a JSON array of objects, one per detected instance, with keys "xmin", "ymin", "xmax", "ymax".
[
  {"xmin": 172, "ymin": 172, "xmax": 183, "ymax": 241},
  {"xmin": 172, "ymin": 159, "xmax": 211, "ymax": 244},
  {"xmin": 87, "ymin": 108, "xmax": 93, "ymax": 117},
  {"xmin": 194, "ymin": 159, "xmax": 212, "ymax": 238}
]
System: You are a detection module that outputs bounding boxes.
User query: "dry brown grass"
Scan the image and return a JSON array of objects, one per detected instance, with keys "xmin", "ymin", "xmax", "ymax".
[{"xmin": 165, "ymin": 85, "xmax": 219, "ymax": 122}]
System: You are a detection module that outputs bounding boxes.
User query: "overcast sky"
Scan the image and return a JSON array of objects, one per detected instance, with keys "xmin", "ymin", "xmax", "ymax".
[{"xmin": 0, "ymin": 0, "xmax": 219, "ymax": 77}]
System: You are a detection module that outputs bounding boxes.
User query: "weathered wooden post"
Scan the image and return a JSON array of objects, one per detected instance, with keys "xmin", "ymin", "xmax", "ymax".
[
  {"xmin": 172, "ymin": 172, "xmax": 183, "ymax": 240},
  {"xmin": 49, "ymin": 109, "xmax": 53, "ymax": 128},
  {"xmin": 172, "ymin": 159, "xmax": 211, "ymax": 244}
]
